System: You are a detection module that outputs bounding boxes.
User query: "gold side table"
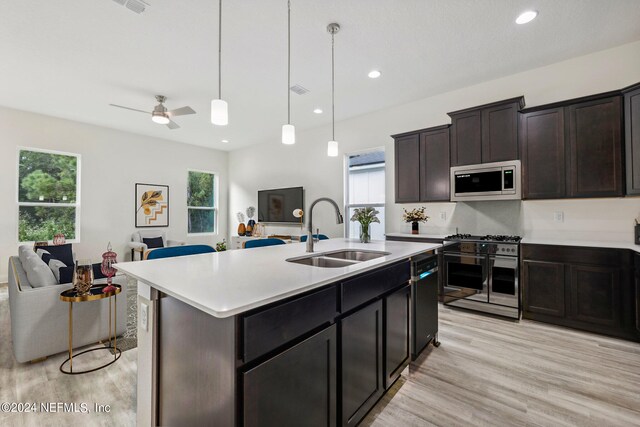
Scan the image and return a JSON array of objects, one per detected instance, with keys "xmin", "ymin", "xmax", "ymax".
[{"xmin": 59, "ymin": 284, "xmax": 122, "ymax": 374}]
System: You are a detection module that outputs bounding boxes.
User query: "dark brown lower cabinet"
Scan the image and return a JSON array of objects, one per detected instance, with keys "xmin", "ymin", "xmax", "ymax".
[
  {"xmin": 384, "ymin": 285, "xmax": 410, "ymax": 389},
  {"xmin": 243, "ymin": 325, "xmax": 337, "ymax": 427},
  {"xmin": 340, "ymin": 300, "xmax": 384, "ymax": 427},
  {"xmin": 522, "ymin": 260, "xmax": 565, "ymax": 318},
  {"xmin": 522, "ymin": 244, "xmax": 636, "ymax": 342}
]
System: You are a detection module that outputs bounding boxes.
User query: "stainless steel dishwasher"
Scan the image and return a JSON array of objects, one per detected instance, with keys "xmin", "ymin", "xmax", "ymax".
[{"xmin": 411, "ymin": 252, "xmax": 440, "ymax": 360}]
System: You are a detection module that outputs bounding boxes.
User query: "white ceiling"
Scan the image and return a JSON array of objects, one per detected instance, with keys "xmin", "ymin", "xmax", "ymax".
[{"xmin": 1, "ymin": 0, "xmax": 639, "ymax": 151}]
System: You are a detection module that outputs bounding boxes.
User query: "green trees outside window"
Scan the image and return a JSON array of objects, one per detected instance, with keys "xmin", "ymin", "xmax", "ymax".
[
  {"xmin": 18, "ymin": 149, "xmax": 79, "ymax": 242},
  {"xmin": 187, "ymin": 171, "xmax": 216, "ymax": 234}
]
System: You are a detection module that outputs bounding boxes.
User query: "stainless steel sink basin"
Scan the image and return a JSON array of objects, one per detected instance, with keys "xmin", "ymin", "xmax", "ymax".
[
  {"xmin": 286, "ymin": 249, "xmax": 390, "ymax": 268},
  {"xmin": 287, "ymin": 256, "xmax": 358, "ymax": 268},
  {"xmin": 323, "ymin": 250, "xmax": 390, "ymax": 262}
]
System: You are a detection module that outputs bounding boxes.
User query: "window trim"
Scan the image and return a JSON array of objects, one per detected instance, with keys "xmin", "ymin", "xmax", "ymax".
[
  {"xmin": 16, "ymin": 146, "xmax": 82, "ymax": 244},
  {"xmin": 343, "ymin": 147, "xmax": 386, "ymax": 239},
  {"xmin": 187, "ymin": 168, "xmax": 218, "ymax": 236}
]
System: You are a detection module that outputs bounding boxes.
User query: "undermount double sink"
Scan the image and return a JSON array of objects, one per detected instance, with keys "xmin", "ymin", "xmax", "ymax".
[{"xmin": 286, "ymin": 249, "xmax": 390, "ymax": 268}]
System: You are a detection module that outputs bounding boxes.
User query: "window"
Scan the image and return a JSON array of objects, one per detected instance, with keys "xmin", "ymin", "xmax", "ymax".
[
  {"xmin": 17, "ymin": 148, "xmax": 80, "ymax": 242},
  {"xmin": 187, "ymin": 170, "xmax": 217, "ymax": 234},
  {"xmin": 345, "ymin": 150, "xmax": 385, "ymax": 240}
]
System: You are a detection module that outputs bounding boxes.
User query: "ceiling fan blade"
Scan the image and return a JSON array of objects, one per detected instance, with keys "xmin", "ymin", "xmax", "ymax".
[
  {"xmin": 109, "ymin": 104, "xmax": 150, "ymax": 114},
  {"xmin": 167, "ymin": 106, "xmax": 196, "ymax": 117},
  {"xmin": 166, "ymin": 120, "xmax": 180, "ymax": 130}
]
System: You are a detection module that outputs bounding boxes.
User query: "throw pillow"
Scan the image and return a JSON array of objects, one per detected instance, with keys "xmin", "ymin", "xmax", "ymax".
[
  {"xmin": 59, "ymin": 266, "xmax": 74, "ymax": 284},
  {"xmin": 35, "ymin": 243, "xmax": 74, "ymax": 267},
  {"xmin": 24, "ymin": 254, "xmax": 58, "ymax": 288},
  {"xmin": 48, "ymin": 259, "xmax": 67, "ymax": 283},
  {"xmin": 143, "ymin": 237, "xmax": 164, "ymax": 249},
  {"xmin": 18, "ymin": 245, "xmax": 35, "ymax": 266}
]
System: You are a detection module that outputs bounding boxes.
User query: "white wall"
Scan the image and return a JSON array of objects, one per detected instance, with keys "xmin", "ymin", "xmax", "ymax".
[
  {"xmin": 0, "ymin": 106, "xmax": 228, "ymax": 282},
  {"xmin": 229, "ymin": 40, "xmax": 640, "ymax": 242}
]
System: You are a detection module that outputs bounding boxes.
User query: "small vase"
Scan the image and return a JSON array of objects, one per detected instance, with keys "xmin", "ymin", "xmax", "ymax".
[
  {"xmin": 411, "ymin": 221, "xmax": 419, "ymax": 235},
  {"xmin": 238, "ymin": 223, "xmax": 246, "ymax": 236},
  {"xmin": 360, "ymin": 224, "xmax": 371, "ymax": 243},
  {"xmin": 245, "ymin": 224, "xmax": 253, "ymax": 237}
]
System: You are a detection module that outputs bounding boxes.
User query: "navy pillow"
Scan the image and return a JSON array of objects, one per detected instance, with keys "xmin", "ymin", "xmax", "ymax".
[
  {"xmin": 59, "ymin": 266, "xmax": 74, "ymax": 284},
  {"xmin": 143, "ymin": 237, "xmax": 164, "ymax": 249},
  {"xmin": 35, "ymin": 243, "xmax": 74, "ymax": 267}
]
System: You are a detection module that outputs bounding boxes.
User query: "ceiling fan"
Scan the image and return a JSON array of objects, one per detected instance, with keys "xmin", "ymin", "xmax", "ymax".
[{"xmin": 109, "ymin": 95, "xmax": 196, "ymax": 129}]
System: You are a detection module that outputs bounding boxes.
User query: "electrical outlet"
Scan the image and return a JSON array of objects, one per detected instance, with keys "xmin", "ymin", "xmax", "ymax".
[
  {"xmin": 553, "ymin": 211, "xmax": 564, "ymax": 222},
  {"xmin": 140, "ymin": 302, "xmax": 149, "ymax": 331},
  {"xmin": 440, "ymin": 211, "xmax": 447, "ymax": 221}
]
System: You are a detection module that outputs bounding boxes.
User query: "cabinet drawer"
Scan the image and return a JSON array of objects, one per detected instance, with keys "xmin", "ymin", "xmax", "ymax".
[
  {"xmin": 243, "ymin": 286, "xmax": 337, "ymax": 363},
  {"xmin": 341, "ymin": 261, "xmax": 410, "ymax": 313}
]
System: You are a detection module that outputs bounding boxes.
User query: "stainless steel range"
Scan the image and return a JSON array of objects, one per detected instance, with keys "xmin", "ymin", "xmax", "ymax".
[{"xmin": 442, "ymin": 234, "xmax": 521, "ymax": 319}]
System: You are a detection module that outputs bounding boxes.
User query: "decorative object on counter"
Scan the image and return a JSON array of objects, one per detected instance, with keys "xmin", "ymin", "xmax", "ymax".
[
  {"xmin": 53, "ymin": 233, "xmax": 66, "ymax": 245},
  {"xmin": 403, "ymin": 207, "xmax": 429, "ymax": 235},
  {"xmin": 237, "ymin": 212, "xmax": 246, "ymax": 236},
  {"xmin": 73, "ymin": 259, "xmax": 94, "ymax": 296},
  {"xmin": 293, "ymin": 208, "xmax": 304, "ymax": 230},
  {"xmin": 101, "ymin": 242, "xmax": 118, "ymax": 293},
  {"xmin": 135, "ymin": 183, "xmax": 169, "ymax": 228},
  {"xmin": 245, "ymin": 207, "xmax": 256, "ymax": 236},
  {"xmin": 252, "ymin": 223, "xmax": 265, "ymax": 237},
  {"xmin": 215, "ymin": 239, "xmax": 227, "ymax": 252},
  {"xmin": 350, "ymin": 207, "xmax": 380, "ymax": 243}
]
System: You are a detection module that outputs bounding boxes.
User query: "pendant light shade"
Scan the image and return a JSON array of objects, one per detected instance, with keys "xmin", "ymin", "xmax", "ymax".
[
  {"xmin": 211, "ymin": 99, "xmax": 228, "ymax": 126},
  {"xmin": 282, "ymin": 124, "xmax": 296, "ymax": 145},
  {"xmin": 327, "ymin": 23, "xmax": 340, "ymax": 157},
  {"xmin": 211, "ymin": 0, "xmax": 228, "ymax": 126},
  {"xmin": 282, "ymin": 0, "xmax": 295, "ymax": 145},
  {"xmin": 327, "ymin": 140, "xmax": 339, "ymax": 157}
]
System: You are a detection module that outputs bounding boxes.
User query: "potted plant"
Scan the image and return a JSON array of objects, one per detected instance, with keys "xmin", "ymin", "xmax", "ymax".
[
  {"xmin": 403, "ymin": 207, "xmax": 429, "ymax": 234},
  {"xmin": 215, "ymin": 239, "xmax": 227, "ymax": 252},
  {"xmin": 246, "ymin": 206, "xmax": 256, "ymax": 236},
  {"xmin": 350, "ymin": 207, "xmax": 380, "ymax": 243}
]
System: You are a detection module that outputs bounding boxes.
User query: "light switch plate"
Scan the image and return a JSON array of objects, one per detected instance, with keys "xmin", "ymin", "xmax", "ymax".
[
  {"xmin": 140, "ymin": 302, "xmax": 149, "ymax": 331},
  {"xmin": 553, "ymin": 211, "xmax": 564, "ymax": 222}
]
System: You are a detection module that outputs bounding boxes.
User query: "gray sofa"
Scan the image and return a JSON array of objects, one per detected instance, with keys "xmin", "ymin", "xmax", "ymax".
[{"xmin": 8, "ymin": 256, "xmax": 128, "ymax": 363}]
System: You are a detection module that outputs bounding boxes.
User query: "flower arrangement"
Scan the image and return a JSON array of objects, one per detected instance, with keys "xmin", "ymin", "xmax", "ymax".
[
  {"xmin": 350, "ymin": 207, "xmax": 380, "ymax": 243},
  {"xmin": 402, "ymin": 207, "xmax": 429, "ymax": 223},
  {"xmin": 246, "ymin": 206, "xmax": 256, "ymax": 220},
  {"xmin": 215, "ymin": 239, "xmax": 227, "ymax": 252},
  {"xmin": 236, "ymin": 212, "xmax": 246, "ymax": 223}
]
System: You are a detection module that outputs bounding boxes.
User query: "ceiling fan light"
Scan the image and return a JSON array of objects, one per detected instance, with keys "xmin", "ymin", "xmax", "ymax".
[
  {"xmin": 282, "ymin": 124, "xmax": 296, "ymax": 145},
  {"xmin": 211, "ymin": 99, "xmax": 228, "ymax": 126},
  {"xmin": 327, "ymin": 140, "xmax": 339, "ymax": 157},
  {"xmin": 151, "ymin": 112, "xmax": 170, "ymax": 125}
]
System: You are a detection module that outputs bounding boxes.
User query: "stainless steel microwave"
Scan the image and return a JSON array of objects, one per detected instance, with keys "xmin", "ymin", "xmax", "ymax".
[{"xmin": 450, "ymin": 160, "xmax": 521, "ymax": 201}]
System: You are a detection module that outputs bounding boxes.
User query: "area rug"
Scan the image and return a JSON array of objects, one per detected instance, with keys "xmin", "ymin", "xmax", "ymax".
[{"xmin": 105, "ymin": 278, "xmax": 137, "ymax": 354}]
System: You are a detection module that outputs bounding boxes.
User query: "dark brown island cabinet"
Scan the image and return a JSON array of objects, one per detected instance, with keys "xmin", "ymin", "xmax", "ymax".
[
  {"xmin": 448, "ymin": 97, "xmax": 525, "ymax": 166},
  {"xmin": 519, "ymin": 92, "xmax": 624, "ymax": 199},
  {"xmin": 624, "ymin": 82, "xmax": 640, "ymax": 195},
  {"xmin": 392, "ymin": 125, "xmax": 451, "ymax": 203},
  {"xmin": 522, "ymin": 244, "xmax": 638, "ymax": 342},
  {"xmin": 157, "ymin": 260, "xmax": 417, "ymax": 427}
]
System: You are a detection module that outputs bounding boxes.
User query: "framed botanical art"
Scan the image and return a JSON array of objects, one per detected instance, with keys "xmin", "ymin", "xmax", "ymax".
[{"xmin": 135, "ymin": 183, "xmax": 169, "ymax": 227}]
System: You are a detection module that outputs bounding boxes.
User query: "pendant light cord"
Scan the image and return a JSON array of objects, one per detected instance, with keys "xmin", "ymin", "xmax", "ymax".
[
  {"xmin": 331, "ymin": 31, "xmax": 335, "ymax": 141},
  {"xmin": 218, "ymin": 0, "xmax": 222, "ymax": 99},
  {"xmin": 287, "ymin": 0, "xmax": 291, "ymax": 125}
]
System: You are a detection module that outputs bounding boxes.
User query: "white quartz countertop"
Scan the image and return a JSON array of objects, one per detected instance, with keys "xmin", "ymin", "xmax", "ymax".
[
  {"xmin": 115, "ymin": 238, "xmax": 440, "ymax": 318},
  {"xmin": 521, "ymin": 237, "xmax": 639, "ymax": 252}
]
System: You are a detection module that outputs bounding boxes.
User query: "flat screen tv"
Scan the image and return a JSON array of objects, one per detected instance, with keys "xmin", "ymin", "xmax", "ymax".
[{"xmin": 257, "ymin": 186, "xmax": 304, "ymax": 223}]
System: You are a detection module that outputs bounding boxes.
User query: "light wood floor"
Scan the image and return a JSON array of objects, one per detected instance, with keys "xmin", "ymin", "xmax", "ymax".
[{"xmin": 2, "ymin": 284, "xmax": 639, "ymax": 426}]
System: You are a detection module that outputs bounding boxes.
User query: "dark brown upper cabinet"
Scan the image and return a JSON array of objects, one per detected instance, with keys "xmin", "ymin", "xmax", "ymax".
[
  {"xmin": 567, "ymin": 96, "xmax": 623, "ymax": 198},
  {"xmin": 392, "ymin": 125, "xmax": 450, "ymax": 203},
  {"xmin": 448, "ymin": 97, "xmax": 524, "ymax": 166},
  {"xmin": 393, "ymin": 133, "xmax": 421, "ymax": 203},
  {"xmin": 519, "ymin": 92, "xmax": 624, "ymax": 200},
  {"xmin": 519, "ymin": 107, "xmax": 566, "ymax": 199},
  {"xmin": 624, "ymin": 83, "xmax": 640, "ymax": 196}
]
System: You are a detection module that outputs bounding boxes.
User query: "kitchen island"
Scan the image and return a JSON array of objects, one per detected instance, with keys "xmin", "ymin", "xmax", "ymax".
[{"xmin": 116, "ymin": 238, "xmax": 441, "ymax": 427}]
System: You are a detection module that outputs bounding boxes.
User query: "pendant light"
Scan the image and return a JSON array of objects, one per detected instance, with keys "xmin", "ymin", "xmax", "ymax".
[
  {"xmin": 211, "ymin": 0, "xmax": 228, "ymax": 126},
  {"xmin": 327, "ymin": 23, "xmax": 340, "ymax": 157},
  {"xmin": 281, "ymin": 0, "xmax": 295, "ymax": 145}
]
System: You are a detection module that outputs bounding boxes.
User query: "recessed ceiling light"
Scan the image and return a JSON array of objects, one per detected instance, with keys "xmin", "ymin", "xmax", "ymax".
[
  {"xmin": 313, "ymin": 108, "xmax": 323, "ymax": 114},
  {"xmin": 516, "ymin": 10, "xmax": 538, "ymax": 24},
  {"xmin": 368, "ymin": 70, "xmax": 381, "ymax": 79},
  {"xmin": 221, "ymin": 139, "xmax": 229, "ymax": 143}
]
